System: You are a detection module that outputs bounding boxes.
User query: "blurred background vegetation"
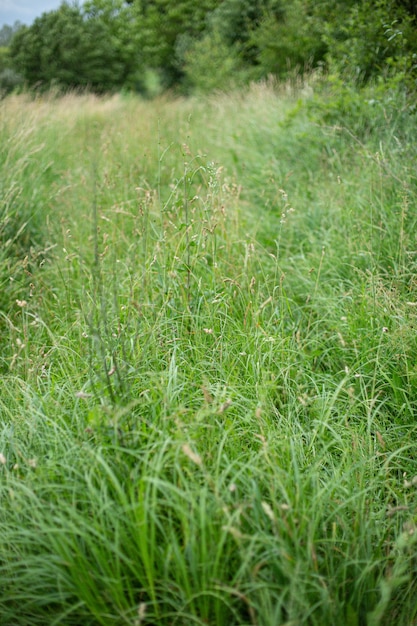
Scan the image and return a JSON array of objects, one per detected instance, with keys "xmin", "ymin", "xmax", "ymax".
[{"xmin": 1, "ymin": 0, "xmax": 417, "ymax": 96}]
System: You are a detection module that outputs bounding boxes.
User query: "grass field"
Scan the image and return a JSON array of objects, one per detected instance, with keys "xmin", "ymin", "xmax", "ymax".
[{"xmin": 1, "ymin": 79, "xmax": 417, "ymax": 625}]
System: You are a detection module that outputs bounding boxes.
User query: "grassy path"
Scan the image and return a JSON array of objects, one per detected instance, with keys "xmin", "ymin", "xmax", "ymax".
[{"xmin": 1, "ymin": 83, "xmax": 417, "ymax": 625}]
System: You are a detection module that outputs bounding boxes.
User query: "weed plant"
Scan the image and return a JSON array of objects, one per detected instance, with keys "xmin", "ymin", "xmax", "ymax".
[{"xmin": 0, "ymin": 82, "xmax": 417, "ymax": 625}]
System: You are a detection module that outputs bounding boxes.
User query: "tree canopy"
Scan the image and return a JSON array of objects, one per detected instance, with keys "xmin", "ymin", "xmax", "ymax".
[
  {"xmin": 2, "ymin": 0, "xmax": 417, "ymax": 94},
  {"xmin": 9, "ymin": 2, "xmax": 139, "ymax": 92}
]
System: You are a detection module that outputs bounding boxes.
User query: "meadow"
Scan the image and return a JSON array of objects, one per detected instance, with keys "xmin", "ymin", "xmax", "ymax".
[{"xmin": 1, "ymin": 79, "xmax": 417, "ymax": 625}]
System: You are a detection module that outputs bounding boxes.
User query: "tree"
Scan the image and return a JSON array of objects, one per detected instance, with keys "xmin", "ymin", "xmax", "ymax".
[
  {"xmin": 249, "ymin": 0, "xmax": 326, "ymax": 78},
  {"xmin": 182, "ymin": 30, "xmax": 246, "ymax": 92},
  {"xmin": 250, "ymin": 0, "xmax": 417, "ymax": 84},
  {"xmin": 0, "ymin": 22, "xmax": 24, "ymax": 47},
  {"xmin": 130, "ymin": 0, "xmax": 221, "ymax": 86},
  {"xmin": 9, "ymin": 3, "xmax": 139, "ymax": 92},
  {"xmin": 7, "ymin": 0, "xmax": 417, "ymax": 94},
  {"xmin": 209, "ymin": 0, "xmax": 283, "ymax": 48},
  {"xmin": 320, "ymin": 0, "xmax": 417, "ymax": 82},
  {"xmin": 83, "ymin": 0, "xmax": 143, "ymax": 89}
]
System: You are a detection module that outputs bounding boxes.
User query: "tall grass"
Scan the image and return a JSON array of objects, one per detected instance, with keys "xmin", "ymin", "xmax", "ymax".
[{"xmin": 1, "ymin": 82, "xmax": 417, "ymax": 625}]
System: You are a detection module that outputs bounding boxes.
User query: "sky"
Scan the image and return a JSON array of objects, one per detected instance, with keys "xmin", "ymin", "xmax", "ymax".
[{"xmin": 0, "ymin": 1, "xmax": 82, "ymax": 27}]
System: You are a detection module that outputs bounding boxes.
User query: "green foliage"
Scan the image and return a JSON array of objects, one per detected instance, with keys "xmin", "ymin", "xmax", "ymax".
[
  {"xmin": 247, "ymin": 0, "xmax": 417, "ymax": 85},
  {"xmin": 3, "ymin": 0, "xmax": 417, "ymax": 93},
  {"xmin": 0, "ymin": 46, "xmax": 23, "ymax": 95},
  {"xmin": 0, "ymin": 67, "xmax": 24, "ymax": 95},
  {"xmin": 182, "ymin": 31, "xmax": 247, "ymax": 92},
  {"xmin": 83, "ymin": 0, "xmax": 144, "ymax": 90},
  {"xmin": 132, "ymin": 0, "xmax": 221, "ymax": 86},
  {"xmin": 0, "ymin": 46, "xmax": 9, "ymax": 72},
  {"xmin": 9, "ymin": 3, "xmax": 137, "ymax": 92},
  {"xmin": 322, "ymin": 0, "xmax": 417, "ymax": 84},
  {"xmin": 0, "ymin": 24, "xmax": 25, "ymax": 95},
  {"xmin": 0, "ymin": 21, "xmax": 23, "ymax": 47},
  {"xmin": 208, "ymin": 0, "xmax": 283, "ymax": 49},
  {"xmin": 250, "ymin": 0, "xmax": 327, "ymax": 78}
]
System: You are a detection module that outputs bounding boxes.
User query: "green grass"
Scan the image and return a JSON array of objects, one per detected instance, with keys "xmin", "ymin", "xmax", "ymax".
[{"xmin": 1, "ymin": 81, "xmax": 417, "ymax": 625}]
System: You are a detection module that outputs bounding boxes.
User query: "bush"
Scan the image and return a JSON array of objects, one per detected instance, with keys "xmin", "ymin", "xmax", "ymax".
[
  {"xmin": 323, "ymin": 0, "xmax": 417, "ymax": 85},
  {"xmin": 182, "ymin": 31, "xmax": 248, "ymax": 92},
  {"xmin": 0, "ymin": 68, "xmax": 23, "ymax": 95},
  {"xmin": 250, "ymin": 0, "xmax": 326, "ymax": 79}
]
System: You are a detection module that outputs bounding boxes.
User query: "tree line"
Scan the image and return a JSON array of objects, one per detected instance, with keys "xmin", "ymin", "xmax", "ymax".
[{"xmin": 1, "ymin": 0, "xmax": 417, "ymax": 95}]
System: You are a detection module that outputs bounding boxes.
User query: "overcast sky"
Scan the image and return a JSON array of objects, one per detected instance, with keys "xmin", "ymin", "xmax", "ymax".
[{"xmin": 0, "ymin": 1, "xmax": 82, "ymax": 27}]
